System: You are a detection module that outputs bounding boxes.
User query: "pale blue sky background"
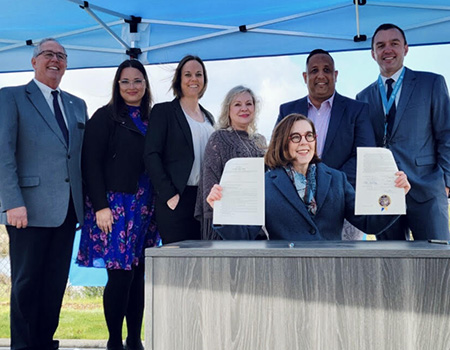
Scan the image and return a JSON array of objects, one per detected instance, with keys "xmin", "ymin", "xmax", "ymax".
[{"xmin": 1, "ymin": 44, "xmax": 449, "ymax": 140}]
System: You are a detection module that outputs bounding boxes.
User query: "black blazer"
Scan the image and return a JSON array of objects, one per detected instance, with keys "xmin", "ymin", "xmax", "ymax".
[
  {"xmin": 144, "ymin": 99, "xmax": 214, "ymax": 202},
  {"xmin": 82, "ymin": 104, "xmax": 147, "ymax": 211}
]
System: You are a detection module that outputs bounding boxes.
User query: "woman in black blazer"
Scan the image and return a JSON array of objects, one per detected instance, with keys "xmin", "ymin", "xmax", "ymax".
[
  {"xmin": 78, "ymin": 59, "xmax": 160, "ymax": 350},
  {"xmin": 144, "ymin": 55, "xmax": 215, "ymax": 244}
]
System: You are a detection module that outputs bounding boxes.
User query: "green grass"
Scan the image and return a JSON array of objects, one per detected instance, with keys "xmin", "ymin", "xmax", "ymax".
[
  {"xmin": 56, "ymin": 295, "xmax": 108, "ymax": 340},
  {"xmin": 0, "ymin": 288, "xmax": 143, "ymax": 340},
  {"xmin": 0, "ymin": 293, "xmax": 107, "ymax": 339}
]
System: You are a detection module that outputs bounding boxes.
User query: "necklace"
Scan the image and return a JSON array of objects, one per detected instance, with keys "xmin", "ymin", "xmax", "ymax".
[{"xmin": 233, "ymin": 128, "xmax": 252, "ymax": 156}]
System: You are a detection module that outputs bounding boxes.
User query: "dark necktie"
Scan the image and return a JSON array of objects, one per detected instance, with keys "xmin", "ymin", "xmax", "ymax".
[
  {"xmin": 385, "ymin": 78, "xmax": 396, "ymax": 137},
  {"xmin": 51, "ymin": 90, "xmax": 69, "ymax": 144}
]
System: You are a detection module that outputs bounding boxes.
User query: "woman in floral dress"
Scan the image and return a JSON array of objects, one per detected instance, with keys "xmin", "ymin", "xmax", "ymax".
[{"xmin": 77, "ymin": 59, "xmax": 160, "ymax": 350}]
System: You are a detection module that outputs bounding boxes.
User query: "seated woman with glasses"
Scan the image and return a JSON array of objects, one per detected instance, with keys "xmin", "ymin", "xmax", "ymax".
[
  {"xmin": 207, "ymin": 113, "xmax": 411, "ymax": 240},
  {"xmin": 77, "ymin": 59, "xmax": 160, "ymax": 350}
]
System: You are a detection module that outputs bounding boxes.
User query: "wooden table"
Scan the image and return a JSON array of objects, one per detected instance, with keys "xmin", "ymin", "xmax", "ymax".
[{"xmin": 145, "ymin": 240, "xmax": 450, "ymax": 350}]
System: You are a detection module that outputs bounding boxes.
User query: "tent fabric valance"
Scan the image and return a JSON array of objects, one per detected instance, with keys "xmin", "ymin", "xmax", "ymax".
[{"xmin": 1, "ymin": 0, "xmax": 449, "ymax": 73}]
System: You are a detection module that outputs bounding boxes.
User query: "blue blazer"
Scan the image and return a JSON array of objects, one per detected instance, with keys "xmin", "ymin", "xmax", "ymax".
[
  {"xmin": 356, "ymin": 68, "xmax": 450, "ymax": 203},
  {"xmin": 216, "ymin": 164, "xmax": 398, "ymax": 241},
  {"xmin": 277, "ymin": 92, "xmax": 375, "ymax": 186},
  {"xmin": 0, "ymin": 80, "xmax": 88, "ymax": 226}
]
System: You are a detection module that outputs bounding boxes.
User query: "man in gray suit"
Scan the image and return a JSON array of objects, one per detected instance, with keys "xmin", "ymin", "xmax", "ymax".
[
  {"xmin": 0, "ymin": 38, "xmax": 88, "ymax": 350},
  {"xmin": 357, "ymin": 24, "xmax": 450, "ymax": 240}
]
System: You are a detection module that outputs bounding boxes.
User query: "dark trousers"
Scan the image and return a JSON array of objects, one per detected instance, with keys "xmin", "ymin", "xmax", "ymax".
[
  {"xmin": 7, "ymin": 200, "xmax": 77, "ymax": 350},
  {"xmin": 377, "ymin": 193, "xmax": 449, "ymax": 241},
  {"xmin": 155, "ymin": 186, "xmax": 200, "ymax": 244},
  {"xmin": 104, "ymin": 263, "xmax": 145, "ymax": 349}
]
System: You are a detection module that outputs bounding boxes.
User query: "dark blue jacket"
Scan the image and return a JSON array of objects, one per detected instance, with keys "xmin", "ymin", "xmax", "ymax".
[{"xmin": 216, "ymin": 163, "xmax": 398, "ymax": 240}]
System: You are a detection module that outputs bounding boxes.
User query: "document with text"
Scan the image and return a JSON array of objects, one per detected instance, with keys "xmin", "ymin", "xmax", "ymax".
[
  {"xmin": 355, "ymin": 147, "xmax": 406, "ymax": 215},
  {"xmin": 213, "ymin": 157, "xmax": 265, "ymax": 225}
]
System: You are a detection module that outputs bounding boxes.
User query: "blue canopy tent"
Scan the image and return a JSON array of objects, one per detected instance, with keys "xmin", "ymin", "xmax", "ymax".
[{"xmin": 1, "ymin": 0, "xmax": 450, "ymax": 73}]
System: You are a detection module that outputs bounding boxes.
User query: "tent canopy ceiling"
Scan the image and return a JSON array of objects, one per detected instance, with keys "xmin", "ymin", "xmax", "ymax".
[{"xmin": 1, "ymin": 0, "xmax": 450, "ymax": 73}]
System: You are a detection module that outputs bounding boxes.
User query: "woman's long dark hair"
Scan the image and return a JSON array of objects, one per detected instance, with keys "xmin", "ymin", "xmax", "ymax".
[{"xmin": 109, "ymin": 59, "xmax": 152, "ymax": 120}]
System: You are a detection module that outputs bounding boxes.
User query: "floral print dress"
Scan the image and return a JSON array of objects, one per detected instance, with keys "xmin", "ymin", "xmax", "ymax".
[{"xmin": 77, "ymin": 106, "xmax": 161, "ymax": 270}]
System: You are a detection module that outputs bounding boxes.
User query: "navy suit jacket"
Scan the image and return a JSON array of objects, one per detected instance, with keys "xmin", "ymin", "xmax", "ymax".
[
  {"xmin": 0, "ymin": 80, "xmax": 88, "ymax": 226},
  {"xmin": 357, "ymin": 67, "xmax": 450, "ymax": 203},
  {"xmin": 277, "ymin": 92, "xmax": 375, "ymax": 186},
  {"xmin": 216, "ymin": 164, "xmax": 398, "ymax": 241}
]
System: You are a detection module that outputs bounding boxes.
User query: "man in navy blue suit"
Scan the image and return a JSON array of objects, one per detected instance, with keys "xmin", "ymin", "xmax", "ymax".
[
  {"xmin": 277, "ymin": 49, "xmax": 376, "ymax": 240},
  {"xmin": 357, "ymin": 24, "xmax": 450, "ymax": 241},
  {"xmin": 277, "ymin": 49, "xmax": 375, "ymax": 188}
]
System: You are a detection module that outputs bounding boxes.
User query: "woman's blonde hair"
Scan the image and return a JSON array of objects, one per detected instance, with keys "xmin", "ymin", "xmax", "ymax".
[{"xmin": 217, "ymin": 85, "xmax": 260, "ymax": 134}]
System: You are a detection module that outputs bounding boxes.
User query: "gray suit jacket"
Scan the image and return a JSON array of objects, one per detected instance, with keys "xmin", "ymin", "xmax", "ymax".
[
  {"xmin": 0, "ymin": 80, "xmax": 88, "ymax": 226},
  {"xmin": 357, "ymin": 67, "xmax": 450, "ymax": 203}
]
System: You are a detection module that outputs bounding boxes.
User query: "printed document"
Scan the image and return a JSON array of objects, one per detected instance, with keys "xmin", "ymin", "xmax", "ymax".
[
  {"xmin": 355, "ymin": 147, "xmax": 406, "ymax": 215},
  {"xmin": 213, "ymin": 157, "xmax": 265, "ymax": 225}
]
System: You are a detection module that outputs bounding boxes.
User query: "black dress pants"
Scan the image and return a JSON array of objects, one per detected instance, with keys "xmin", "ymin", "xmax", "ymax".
[
  {"xmin": 7, "ymin": 200, "xmax": 77, "ymax": 350},
  {"xmin": 155, "ymin": 186, "xmax": 201, "ymax": 244}
]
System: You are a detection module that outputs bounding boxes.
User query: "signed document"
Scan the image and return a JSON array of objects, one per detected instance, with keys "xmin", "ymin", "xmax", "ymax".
[
  {"xmin": 213, "ymin": 157, "xmax": 265, "ymax": 225},
  {"xmin": 355, "ymin": 147, "xmax": 406, "ymax": 215}
]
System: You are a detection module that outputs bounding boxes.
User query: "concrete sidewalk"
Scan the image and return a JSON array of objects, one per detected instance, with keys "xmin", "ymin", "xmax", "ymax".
[{"xmin": 0, "ymin": 338, "xmax": 107, "ymax": 349}]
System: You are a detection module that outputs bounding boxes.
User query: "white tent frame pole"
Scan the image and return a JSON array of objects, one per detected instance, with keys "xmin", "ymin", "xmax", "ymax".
[
  {"xmin": 0, "ymin": 20, "xmax": 123, "ymax": 53},
  {"xmin": 245, "ymin": 3, "xmax": 350, "ymax": 29},
  {"xmin": 141, "ymin": 28, "xmax": 240, "ymax": 52},
  {"xmin": 67, "ymin": 0, "xmax": 133, "ymax": 20},
  {"xmin": 80, "ymin": 5, "xmax": 130, "ymax": 49},
  {"xmin": 140, "ymin": 4, "xmax": 354, "ymax": 52},
  {"xmin": 355, "ymin": 1, "xmax": 361, "ymax": 38},
  {"xmin": 366, "ymin": 15, "xmax": 450, "ymax": 40},
  {"xmin": 368, "ymin": 2, "xmax": 450, "ymax": 11}
]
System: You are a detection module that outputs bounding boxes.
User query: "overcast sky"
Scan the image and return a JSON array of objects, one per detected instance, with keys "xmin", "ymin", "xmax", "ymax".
[{"xmin": 1, "ymin": 44, "xmax": 449, "ymax": 140}]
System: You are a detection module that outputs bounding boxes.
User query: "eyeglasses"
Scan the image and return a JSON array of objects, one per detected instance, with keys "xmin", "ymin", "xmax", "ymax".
[
  {"xmin": 289, "ymin": 132, "xmax": 316, "ymax": 143},
  {"xmin": 36, "ymin": 50, "xmax": 67, "ymax": 61},
  {"xmin": 118, "ymin": 79, "xmax": 145, "ymax": 88}
]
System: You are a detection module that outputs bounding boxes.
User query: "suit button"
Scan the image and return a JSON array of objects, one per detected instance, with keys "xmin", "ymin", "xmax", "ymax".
[
  {"xmin": 309, "ymin": 228, "xmax": 316, "ymax": 235},
  {"xmin": 67, "ymin": 155, "xmax": 71, "ymax": 159},
  {"xmin": 65, "ymin": 178, "xmax": 70, "ymax": 182}
]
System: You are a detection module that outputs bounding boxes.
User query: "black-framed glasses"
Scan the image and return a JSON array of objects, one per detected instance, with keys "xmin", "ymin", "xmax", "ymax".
[
  {"xmin": 36, "ymin": 50, "xmax": 67, "ymax": 61},
  {"xmin": 118, "ymin": 79, "xmax": 145, "ymax": 88},
  {"xmin": 289, "ymin": 132, "xmax": 316, "ymax": 143}
]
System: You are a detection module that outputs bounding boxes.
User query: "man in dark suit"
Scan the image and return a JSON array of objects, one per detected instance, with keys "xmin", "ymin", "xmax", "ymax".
[
  {"xmin": 0, "ymin": 38, "xmax": 88, "ymax": 350},
  {"xmin": 357, "ymin": 23, "xmax": 450, "ymax": 240},
  {"xmin": 277, "ymin": 49, "xmax": 375, "ymax": 240},
  {"xmin": 277, "ymin": 49, "xmax": 375, "ymax": 188}
]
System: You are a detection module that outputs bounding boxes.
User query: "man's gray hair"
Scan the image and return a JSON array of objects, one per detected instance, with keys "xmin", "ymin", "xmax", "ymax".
[{"xmin": 33, "ymin": 38, "xmax": 66, "ymax": 58}]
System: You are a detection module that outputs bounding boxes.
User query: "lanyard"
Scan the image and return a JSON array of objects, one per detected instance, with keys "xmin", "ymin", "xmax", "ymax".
[
  {"xmin": 377, "ymin": 68, "xmax": 405, "ymax": 115},
  {"xmin": 377, "ymin": 68, "xmax": 405, "ymax": 146}
]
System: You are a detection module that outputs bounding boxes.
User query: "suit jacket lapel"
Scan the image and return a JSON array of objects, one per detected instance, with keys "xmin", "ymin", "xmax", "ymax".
[
  {"xmin": 314, "ymin": 164, "xmax": 332, "ymax": 214},
  {"xmin": 269, "ymin": 168, "xmax": 315, "ymax": 226},
  {"xmin": 26, "ymin": 80, "xmax": 67, "ymax": 147},
  {"xmin": 297, "ymin": 97, "xmax": 309, "ymax": 116},
  {"xmin": 60, "ymin": 91, "xmax": 78, "ymax": 148},
  {"xmin": 172, "ymin": 99, "xmax": 194, "ymax": 154},
  {"xmin": 322, "ymin": 93, "xmax": 344, "ymax": 156},
  {"xmin": 392, "ymin": 68, "xmax": 416, "ymax": 137}
]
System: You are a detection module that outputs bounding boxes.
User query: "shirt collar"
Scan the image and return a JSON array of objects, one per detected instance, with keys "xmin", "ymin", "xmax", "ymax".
[
  {"xmin": 307, "ymin": 91, "xmax": 336, "ymax": 109},
  {"xmin": 33, "ymin": 78, "xmax": 61, "ymax": 99},
  {"xmin": 380, "ymin": 66, "xmax": 404, "ymax": 84}
]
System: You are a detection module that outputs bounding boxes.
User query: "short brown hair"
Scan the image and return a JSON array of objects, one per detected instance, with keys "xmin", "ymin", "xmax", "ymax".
[
  {"xmin": 265, "ymin": 113, "xmax": 321, "ymax": 169},
  {"xmin": 171, "ymin": 55, "xmax": 208, "ymax": 99}
]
